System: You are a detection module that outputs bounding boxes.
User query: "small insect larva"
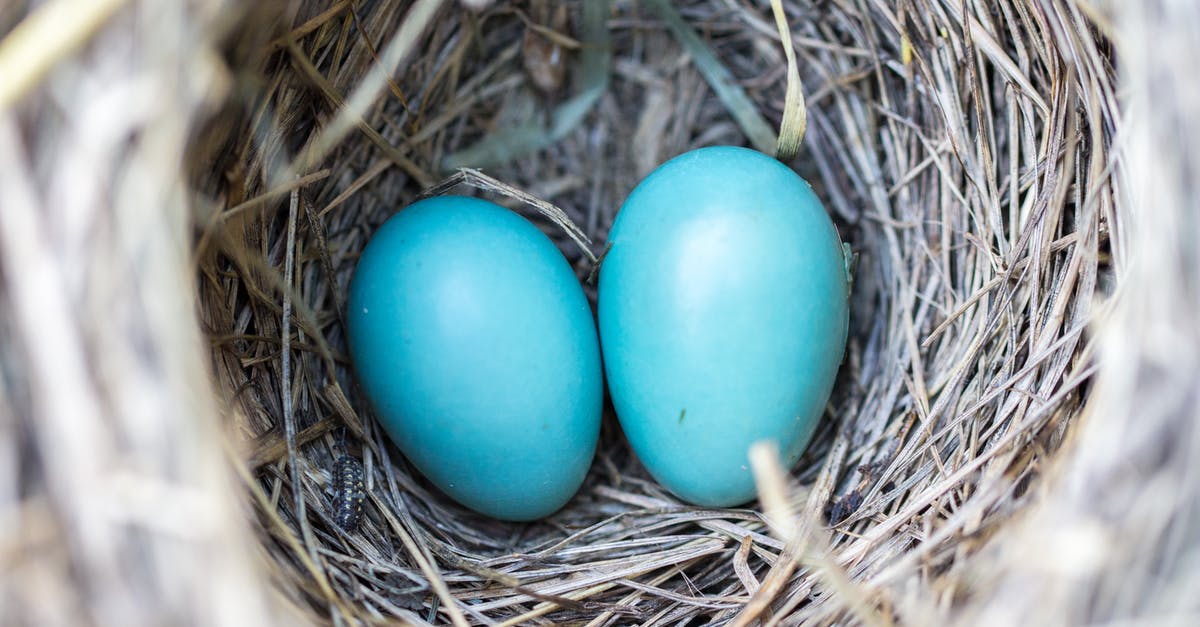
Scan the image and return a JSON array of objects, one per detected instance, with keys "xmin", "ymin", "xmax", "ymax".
[{"xmin": 332, "ymin": 455, "xmax": 365, "ymax": 532}]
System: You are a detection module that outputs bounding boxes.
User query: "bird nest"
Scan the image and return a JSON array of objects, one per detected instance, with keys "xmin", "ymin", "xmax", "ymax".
[{"xmin": 10, "ymin": 0, "xmax": 1183, "ymax": 625}]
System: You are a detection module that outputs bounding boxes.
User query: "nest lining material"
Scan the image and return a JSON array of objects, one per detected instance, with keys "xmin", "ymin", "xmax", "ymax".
[
  {"xmin": 1, "ymin": 0, "xmax": 1154, "ymax": 624},
  {"xmin": 197, "ymin": 0, "xmax": 1115, "ymax": 624}
]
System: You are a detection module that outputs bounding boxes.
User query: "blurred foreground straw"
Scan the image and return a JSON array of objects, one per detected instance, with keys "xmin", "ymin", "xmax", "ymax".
[
  {"xmin": 0, "ymin": 1, "xmax": 276, "ymax": 624},
  {"xmin": 954, "ymin": 0, "xmax": 1200, "ymax": 624},
  {"xmin": 0, "ymin": 0, "xmax": 129, "ymax": 109}
]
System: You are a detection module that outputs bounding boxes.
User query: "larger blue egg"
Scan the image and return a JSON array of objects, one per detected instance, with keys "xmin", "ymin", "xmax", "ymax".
[
  {"xmin": 598, "ymin": 146, "xmax": 849, "ymax": 507},
  {"xmin": 347, "ymin": 196, "xmax": 603, "ymax": 521}
]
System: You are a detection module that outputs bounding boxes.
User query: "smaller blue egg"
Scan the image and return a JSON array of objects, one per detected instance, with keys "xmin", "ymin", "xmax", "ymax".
[{"xmin": 347, "ymin": 196, "xmax": 603, "ymax": 521}]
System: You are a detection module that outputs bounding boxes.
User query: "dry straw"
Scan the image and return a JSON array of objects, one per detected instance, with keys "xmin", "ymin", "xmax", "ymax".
[{"xmin": 2, "ymin": 0, "xmax": 1196, "ymax": 625}]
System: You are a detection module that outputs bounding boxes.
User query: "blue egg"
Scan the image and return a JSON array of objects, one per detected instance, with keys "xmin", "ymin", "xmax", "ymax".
[
  {"xmin": 598, "ymin": 146, "xmax": 849, "ymax": 507},
  {"xmin": 347, "ymin": 196, "xmax": 603, "ymax": 521}
]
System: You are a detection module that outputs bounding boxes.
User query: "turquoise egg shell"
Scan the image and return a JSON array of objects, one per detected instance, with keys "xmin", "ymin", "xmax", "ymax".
[
  {"xmin": 598, "ymin": 146, "xmax": 850, "ymax": 508},
  {"xmin": 346, "ymin": 195, "xmax": 603, "ymax": 521}
]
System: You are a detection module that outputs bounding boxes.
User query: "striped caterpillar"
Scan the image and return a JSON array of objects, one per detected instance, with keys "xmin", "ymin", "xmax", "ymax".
[{"xmin": 332, "ymin": 455, "xmax": 365, "ymax": 532}]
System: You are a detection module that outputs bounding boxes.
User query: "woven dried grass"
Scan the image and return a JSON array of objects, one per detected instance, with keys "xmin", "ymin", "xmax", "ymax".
[{"xmin": 4, "ymin": 0, "xmax": 1197, "ymax": 625}]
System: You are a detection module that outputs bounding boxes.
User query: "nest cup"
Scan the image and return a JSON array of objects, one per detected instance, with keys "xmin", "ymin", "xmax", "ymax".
[{"xmin": 15, "ymin": 0, "xmax": 1188, "ymax": 625}]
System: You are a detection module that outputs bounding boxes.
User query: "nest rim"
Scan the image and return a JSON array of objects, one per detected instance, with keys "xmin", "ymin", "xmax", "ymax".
[{"xmin": 193, "ymin": 1, "xmax": 1119, "ymax": 624}]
